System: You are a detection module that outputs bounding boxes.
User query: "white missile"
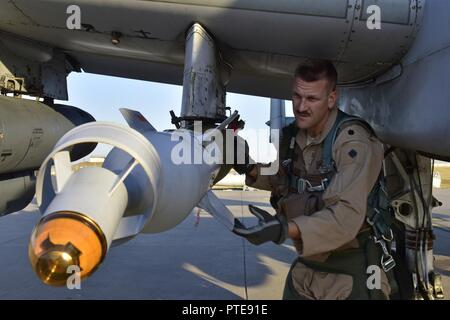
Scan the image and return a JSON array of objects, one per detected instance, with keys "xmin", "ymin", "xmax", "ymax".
[{"xmin": 29, "ymin": 109, "xmax": 237, "ymax": 286}]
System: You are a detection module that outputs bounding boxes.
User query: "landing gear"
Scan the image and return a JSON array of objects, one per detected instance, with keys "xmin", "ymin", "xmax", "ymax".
[{"xmin": 384, "ymin": 148, "xmax": 444, "ymax": 299}]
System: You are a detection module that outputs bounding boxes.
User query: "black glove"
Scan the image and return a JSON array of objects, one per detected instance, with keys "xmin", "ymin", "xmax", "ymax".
[
  {"xmin": 231, "ymin": 135, "xmax": 255, "ymax": 175},
  {"xmin": 232, "ymin": 205, "xmax": 288, "ymax": 245}
]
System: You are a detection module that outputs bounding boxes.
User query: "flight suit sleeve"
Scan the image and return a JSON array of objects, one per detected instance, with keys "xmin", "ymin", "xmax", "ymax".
[
  {"xmin": 291, "ymin": 124, "xmax": 384, "ymax": 257},
  {"xmin": 245, "ymin": 162, "xmax": 280, "ymax": 191}
]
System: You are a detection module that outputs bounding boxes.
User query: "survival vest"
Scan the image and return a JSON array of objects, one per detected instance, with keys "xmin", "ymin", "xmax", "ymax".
[{"xmin": 277, "ymin": 109, "xmax": 402, "ymax": 300}]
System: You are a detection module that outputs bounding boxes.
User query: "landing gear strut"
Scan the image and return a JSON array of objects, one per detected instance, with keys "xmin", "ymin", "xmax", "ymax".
[{"xmin": 385, "ymin": 149, "xmax": 444, "ymax": 299}]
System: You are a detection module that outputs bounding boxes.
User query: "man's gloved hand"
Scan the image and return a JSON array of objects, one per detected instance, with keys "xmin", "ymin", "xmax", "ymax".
[
  {"xmin": 231, "ymin": 134, "xmax": 255, "ymax": 175},
  {"xmin": 232, "ymin": 205, "xmax": 288, "ymax": 245}
]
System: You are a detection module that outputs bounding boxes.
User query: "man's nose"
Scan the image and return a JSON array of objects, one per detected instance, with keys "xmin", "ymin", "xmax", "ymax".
[{"xmin": 296, "ymin": 98, "xmax": 307, "ymax": 112}]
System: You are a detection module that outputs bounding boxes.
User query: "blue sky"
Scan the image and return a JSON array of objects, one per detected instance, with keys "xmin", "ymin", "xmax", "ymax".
[{"xmin": 59, "ymin": 72, "xmax": 293, "ymax": 162}]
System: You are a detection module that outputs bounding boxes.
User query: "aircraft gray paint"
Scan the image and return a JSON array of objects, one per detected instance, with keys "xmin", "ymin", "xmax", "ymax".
[
  {"xmin": 0, "ymin": 0, "xmax": 448, "ymax": 299},
  {"xmin": 1, "ymin": 0, "xmax": 447, "ymax": 158}
]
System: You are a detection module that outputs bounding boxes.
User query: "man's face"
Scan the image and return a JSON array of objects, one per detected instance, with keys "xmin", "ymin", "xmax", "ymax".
[{"xmin": 292, "ymin": 77, "xmax": 337, "ymax": 136}]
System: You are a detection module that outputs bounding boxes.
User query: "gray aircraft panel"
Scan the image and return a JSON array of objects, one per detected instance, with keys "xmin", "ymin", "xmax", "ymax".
[
  {"xmin": 339, "ymin": 0, "xmax": 450, "ymax": 160},
  {"xmin": 1, "ymin": 0, "xmax": 450, "ymax": 159},
  {"xmin": 0, "ymin": 0, "xmax": 420, "ymax": 96}
]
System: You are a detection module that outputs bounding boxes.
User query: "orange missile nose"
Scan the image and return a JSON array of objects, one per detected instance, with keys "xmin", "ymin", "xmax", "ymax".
[{"xmin": 28, "ymin": 212, "xmax": 107, "ymax": 286}]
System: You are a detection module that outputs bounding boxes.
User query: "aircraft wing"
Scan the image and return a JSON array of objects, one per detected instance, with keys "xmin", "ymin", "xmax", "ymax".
[{"xmin": 0, "ymin": 0, "xmax": 420, "ymax": 100}]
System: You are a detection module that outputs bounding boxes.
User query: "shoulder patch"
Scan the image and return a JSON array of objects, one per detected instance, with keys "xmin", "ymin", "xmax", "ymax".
[{"xmin": 333, "ymin": 124, "xmax": 372, "ymax": 152}]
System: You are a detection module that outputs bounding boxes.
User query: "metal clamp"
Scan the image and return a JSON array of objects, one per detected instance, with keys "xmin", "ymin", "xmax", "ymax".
[
  {"xmin": 292, "ymin": 177, "xmax": 328, "ymax": 193},
  {"xmin": 297, "ymin": 178, "xmax": 311, "ymax": 193},
  {"xmin": 374, "ymin": 236, "xmax": 396, "ymax": 272},
  {"xmin": 381, "ymin": 254, "xmax": 396, "ymax": 272},
  {"xmin": 367, "ymin": 209, "xmax": 394, "ymax": 242},
  {"xmin": 308, "ymin": 178, "xmax": 328, "ymax": 192},
  {"xmin": 382, "ymin": 228, "xmax": 394, "ymax": 242},
  {"xmin": 366, "ymin": 208, "xmax": 380, "ymax": 226}
]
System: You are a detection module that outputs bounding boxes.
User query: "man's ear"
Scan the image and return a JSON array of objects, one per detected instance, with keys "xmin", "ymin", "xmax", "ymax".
[{"xmin": 328, "ymin": 89, "xmax": 337, "ymax": 109}]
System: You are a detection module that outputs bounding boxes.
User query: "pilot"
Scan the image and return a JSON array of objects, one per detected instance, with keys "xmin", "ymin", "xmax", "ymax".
[{"xmin": 231, "ymin": 59, "xmax": 393, "ymax": 300}]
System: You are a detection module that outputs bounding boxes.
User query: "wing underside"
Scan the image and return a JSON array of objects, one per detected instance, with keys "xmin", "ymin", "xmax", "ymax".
[{"xmin": 0, "ymin": 0, "xmax": 419, "ymax": 99}]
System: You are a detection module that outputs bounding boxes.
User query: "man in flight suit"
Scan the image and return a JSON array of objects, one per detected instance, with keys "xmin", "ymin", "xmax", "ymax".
[{"xmin": 232, "ymin": 60, "xmax": 392, "ymax": 300}]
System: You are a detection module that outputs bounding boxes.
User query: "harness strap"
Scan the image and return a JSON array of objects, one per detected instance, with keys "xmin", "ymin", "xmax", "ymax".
[
  {"xmin": 285, "ymin": 109, "xmax": 375, "ymax": 194},
  {"xmin": 320, "ymin": 110, "xmax": 348, "ymax": 172},
  {"xmin": 284, "ymin": 124, "xmax": 298, "ymax": 166},
  {"xmin": 321, "ymin": 110, "xmax": 375, "ymax": 172},
  {"xmin": 283, "ymin": 110, "xmax": 397, "ymax": 279}
]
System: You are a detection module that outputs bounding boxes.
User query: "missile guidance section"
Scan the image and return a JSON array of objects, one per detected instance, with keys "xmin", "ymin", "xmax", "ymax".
[{"xmin": 29, "ymin": 211, "xmax": 107, "ymax": 286}]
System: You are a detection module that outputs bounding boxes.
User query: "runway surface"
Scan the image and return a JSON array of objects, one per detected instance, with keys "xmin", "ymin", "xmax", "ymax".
[{"xmin": 0, "ymin": 189, "xmax": 449, "ymax": 300}]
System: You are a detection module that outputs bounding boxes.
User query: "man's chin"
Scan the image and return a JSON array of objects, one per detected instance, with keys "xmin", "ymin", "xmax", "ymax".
[{"xmin": 296, "ymin": 118, "xmax": 310, "ymax": 130}]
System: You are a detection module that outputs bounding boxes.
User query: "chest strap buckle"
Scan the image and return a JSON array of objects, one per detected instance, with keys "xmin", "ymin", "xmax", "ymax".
[{"xmin": 290, "ymin": 176, "xmax": 329, "ymax": 193}]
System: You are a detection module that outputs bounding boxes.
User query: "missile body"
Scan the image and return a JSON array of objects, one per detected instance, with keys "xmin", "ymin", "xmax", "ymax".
[{"xmin": 30, "ymin": 119, "xmax": 221, "ymax": 285}]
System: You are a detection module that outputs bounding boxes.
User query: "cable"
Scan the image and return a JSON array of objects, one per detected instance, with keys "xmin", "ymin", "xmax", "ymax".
[
  {"xmin": 240, "ymin": 190, "xmax": 249, "ymax": 300},
  {"xmin": 405, "ymin": 153, "xmax": 423, "ymax": 299},
  {"xmin": 414, "ymin": 155, "xmax": 429, "ymax": 295},
  {"xmin": 415, "ymin": 155, "xmax": 434, "ymax": 296},
  {"xmin": 409, "ymin": 154, "xmax": 435, "ymax": 298}
]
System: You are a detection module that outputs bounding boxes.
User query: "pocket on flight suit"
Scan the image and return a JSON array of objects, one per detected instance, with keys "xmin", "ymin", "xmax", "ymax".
[{"xmin": 291, "ymin": 262, "xmax": 353, "ymax": 300}]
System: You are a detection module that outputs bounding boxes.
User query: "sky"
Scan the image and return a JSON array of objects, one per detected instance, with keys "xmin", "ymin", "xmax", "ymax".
[{"xmin": 57, "ymin": 72, "xmax": 294, "ymax": 163}]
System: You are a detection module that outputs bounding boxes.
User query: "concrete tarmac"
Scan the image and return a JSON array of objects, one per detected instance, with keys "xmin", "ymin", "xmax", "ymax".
[{"xmin": 0, "ymin": 189, "xmax": 449, "ymax": 300}]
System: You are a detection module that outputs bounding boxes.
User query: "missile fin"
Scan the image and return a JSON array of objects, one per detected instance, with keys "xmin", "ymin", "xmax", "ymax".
[
  {"xmin": 202, "ymin": 111, "xmax": 239, "ymax": 143},
  {"xmin": 198, "ymin": 190, "xmax": 235, "ymax": 231},
  {"xmin": 120, "ymin": 108, "xmax": 156, "ymax": 133},
  {"xmin": 53, "ymin": 151, "xmax": 73, "ymax": 192}
]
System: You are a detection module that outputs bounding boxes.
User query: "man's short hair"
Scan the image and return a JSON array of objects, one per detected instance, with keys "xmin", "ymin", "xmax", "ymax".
[{"xmin": 294, "ymin": 59, "xmax": 338, "ymax": 91}]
